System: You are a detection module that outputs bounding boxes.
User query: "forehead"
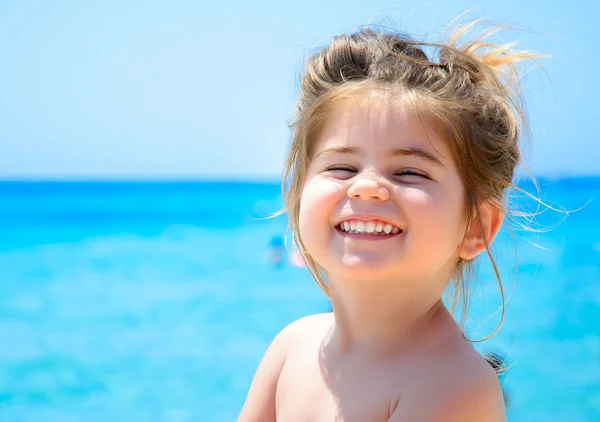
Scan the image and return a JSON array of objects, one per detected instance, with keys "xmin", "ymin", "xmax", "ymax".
[{"xmin": 312, "ymin": 91, "xmax": 453, "ymax": 161}]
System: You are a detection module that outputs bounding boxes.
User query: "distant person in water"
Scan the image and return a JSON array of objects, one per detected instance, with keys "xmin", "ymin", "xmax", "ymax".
[
  {"xmin": 267, "ymin": 236, "xmax": 307, "ymax": 268},
  {"xmin": 266, "ymin": 236, "xmax": 285, "ymax": 268}
]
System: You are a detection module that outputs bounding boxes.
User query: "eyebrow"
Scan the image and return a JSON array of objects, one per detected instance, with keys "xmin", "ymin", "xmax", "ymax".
[{"xmin": 315, "ymin": 146, "xmax": 444, "ymax": 167}]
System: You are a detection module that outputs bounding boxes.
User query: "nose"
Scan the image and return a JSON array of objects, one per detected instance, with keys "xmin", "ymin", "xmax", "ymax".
[{"xmin": 347, "ymin": 172, "xmax": 390, "ymax": 201}]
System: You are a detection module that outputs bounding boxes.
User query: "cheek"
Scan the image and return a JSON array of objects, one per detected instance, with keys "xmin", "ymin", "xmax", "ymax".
[
  {"xmin": 402, "ymin": 187, "xmax": 445, "ymax": 215},
  {"xmin": 298, "ymin": 178, "xmax": 341, "ymax": 250},
  {"xmin": 299, "ymin": 177, "xmax": 341, "ymax": 216},
  {"xmin": 403, "ymin": 185, "xmax": 466, "ymax": 241}
]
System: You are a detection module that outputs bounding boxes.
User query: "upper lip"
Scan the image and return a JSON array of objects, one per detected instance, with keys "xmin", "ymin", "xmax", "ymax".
[{"xmin": 334, "ymin": 214, "xmax": 403, "ymax": 230}]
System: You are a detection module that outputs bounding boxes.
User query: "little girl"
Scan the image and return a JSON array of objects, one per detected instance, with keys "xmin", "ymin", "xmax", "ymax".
[{"xmin": 239, "ymin": 19, "xmax": 538, "ymax": 422}]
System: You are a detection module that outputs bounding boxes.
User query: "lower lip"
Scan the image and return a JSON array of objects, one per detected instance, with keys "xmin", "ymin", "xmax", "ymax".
[{"xmin": 335, "ymin": 226, "xmax": 403, "ymax": 240}]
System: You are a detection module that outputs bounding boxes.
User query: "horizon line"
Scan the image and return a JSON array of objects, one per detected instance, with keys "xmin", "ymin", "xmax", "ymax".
[{"xmin": 0, "ymin": 173, "xmax": 598, "ymax": 184}]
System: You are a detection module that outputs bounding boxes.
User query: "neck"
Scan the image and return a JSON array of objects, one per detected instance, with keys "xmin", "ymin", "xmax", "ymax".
[{"xmin": 327, "ymin": 273, "xmax": 458, "ymax": 357}]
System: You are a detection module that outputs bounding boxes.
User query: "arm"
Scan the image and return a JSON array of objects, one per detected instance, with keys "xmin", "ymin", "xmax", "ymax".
[
  {"xmin": 236, "ymin": 324, "xmax": 293, "ymax": 422},
  {"xmin": 389, "ymin": 364, "xmax": 506, "ymax": 422}
]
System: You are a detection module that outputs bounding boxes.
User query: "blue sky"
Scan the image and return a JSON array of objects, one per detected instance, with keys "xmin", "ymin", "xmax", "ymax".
[{"xmin": 0, "ymin": 0, "xmax": 597, "ymax": 180}]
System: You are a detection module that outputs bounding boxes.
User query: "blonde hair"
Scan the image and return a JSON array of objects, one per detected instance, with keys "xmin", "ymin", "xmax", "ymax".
[{"xmin": 281, "ymin": 19, "xmax": 542, "ymax": 341}]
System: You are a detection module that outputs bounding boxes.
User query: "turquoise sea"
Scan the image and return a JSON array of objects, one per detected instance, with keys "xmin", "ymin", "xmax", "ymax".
[{"xmin": 0, "ymin": 180, "xmax": 598, "ymax": 422}]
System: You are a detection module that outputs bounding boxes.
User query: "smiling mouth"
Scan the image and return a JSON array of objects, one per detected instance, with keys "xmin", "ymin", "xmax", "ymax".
[
  {"xmin": 335, "ymin": 226, "xmax": 403, "ymax": 240},
  {"xmin": 336, "ymin": 219, "xmax": 402, "ymax": 236},
  {"xmin": 335, "ymin": 222, "xmax": 403, "ymax": 238}
]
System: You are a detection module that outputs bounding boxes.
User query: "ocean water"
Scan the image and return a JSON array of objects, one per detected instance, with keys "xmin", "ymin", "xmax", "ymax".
[{"xmin": 0, "ymin": 180, "xmax": 598, "ymax": 422}]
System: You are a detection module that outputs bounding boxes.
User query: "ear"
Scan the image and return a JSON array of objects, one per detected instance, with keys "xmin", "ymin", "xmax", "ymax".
[{"xmin": 459, "ymin": 202, "xmax": 503, "ymax": 261}]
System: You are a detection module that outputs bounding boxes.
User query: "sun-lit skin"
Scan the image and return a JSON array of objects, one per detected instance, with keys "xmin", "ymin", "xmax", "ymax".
[
  {"xmin": 237, "ymin": 92, "xmax": 508, "ymax": 421},
  {"xmin": 237, "ymin": 22, "xmax": 523, "ymax": 419},
  {"xmin": 299, "ymin": 92, "xmax": 469, "ymax": 298}
]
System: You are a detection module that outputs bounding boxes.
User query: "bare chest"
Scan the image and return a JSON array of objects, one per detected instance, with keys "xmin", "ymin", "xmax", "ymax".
[{"xmin": 274, "ymin": 350, "xmax": 399, "ymax": 422}]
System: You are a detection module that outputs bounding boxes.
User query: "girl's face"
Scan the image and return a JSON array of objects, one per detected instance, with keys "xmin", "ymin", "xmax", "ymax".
[{"xmin": 298, "ymin": 94, "xmax": 468, "ymax": 284}]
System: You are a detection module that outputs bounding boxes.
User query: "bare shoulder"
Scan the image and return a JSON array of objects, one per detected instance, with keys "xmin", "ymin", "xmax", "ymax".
[
  {"xmin": 237, "ymin": 312, "xmax": 333, "ymax": 422},
  {"xmin": 390, "ymin": 346, "xmax": 506, "ymax": 422},
  {"xmin": 287, "ymin": 311, "xmax": 335, "ymax": 338},
  {"xmin": 277, "ymin": 312, "xmax": 336, "ymax": 359},
  {"xmin": 270, "ymin": 311, "xmax": 334, "ymax": 348}
]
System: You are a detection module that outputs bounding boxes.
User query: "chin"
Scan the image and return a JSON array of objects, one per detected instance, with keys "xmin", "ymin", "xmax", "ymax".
[{"xmin": 333, "ymin": 256, "xmax": 400, "ymax": 281}]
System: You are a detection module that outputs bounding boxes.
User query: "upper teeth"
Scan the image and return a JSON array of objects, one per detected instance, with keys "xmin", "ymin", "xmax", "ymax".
[{"xmin": 339, "ymin": 220, "xmax": 401, "ymax": 235}]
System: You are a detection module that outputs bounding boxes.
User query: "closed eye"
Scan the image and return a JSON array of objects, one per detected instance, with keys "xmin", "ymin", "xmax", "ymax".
[
  {"xmin": 394, "ymin": 170, "xmax": 430, "ymax": 179},
  {"xmin": 325, "ymin": 166, "xmax": 357, "ymax": 173},
  {"xmin": 325, "ymin": 166, "xmax": 431, "ymax": 180}
]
